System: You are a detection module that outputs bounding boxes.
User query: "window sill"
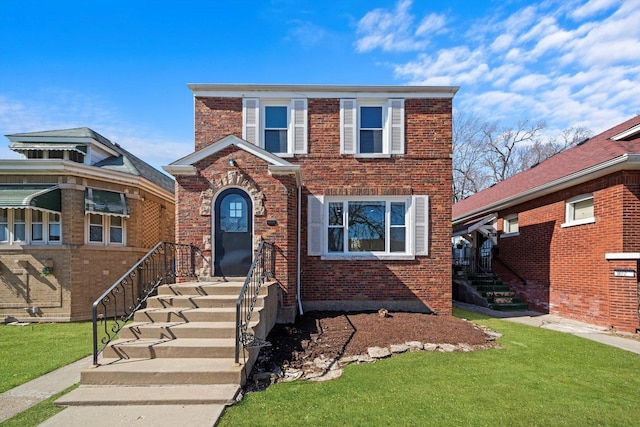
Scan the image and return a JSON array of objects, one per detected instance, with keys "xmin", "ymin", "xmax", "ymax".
[
  {"xmin": 321, "ymin": 253, "xmax": 415, "ymax": 261},
  {"xmin": 561, "ymin": 218, "xmax": 595, "ymax": 228},
  {"xmin": 501, "ymin": 232, "xmax": 520, "ymax": 238},
  {"xmin": 354, "ymin": 153, "xmax": 392, "ymax": 159}
]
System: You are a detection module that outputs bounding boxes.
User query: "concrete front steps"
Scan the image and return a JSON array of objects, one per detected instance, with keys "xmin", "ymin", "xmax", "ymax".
[
  {"xmin": 470, "ymin": 274, "xmax": 529, "ymax": 311},
  {"xmin": 57, "ymin": 279, "xmax": 277, "ymax": 409}
]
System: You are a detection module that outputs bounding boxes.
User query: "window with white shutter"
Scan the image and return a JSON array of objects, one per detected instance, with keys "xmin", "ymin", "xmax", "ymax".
[
  {"xmin": 308, "ymin": 195, "xmax": 426, "ymax": 259},
  {"xmin": 340, "ymin": 98, "xmax": 405, "ymax": 156},
  {"xmin": 242, "ymin": 98, "xmax": 308, "ymax": 155}
]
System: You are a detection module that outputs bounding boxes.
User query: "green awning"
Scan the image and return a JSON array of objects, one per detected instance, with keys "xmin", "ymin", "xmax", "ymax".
[
  {"xmin": 85, "ymin": 189, "xmax": 129, "ymax": 217},
  {"xmin": 0, "ymin": 185, "xmax": 61, "ymax": 212}
]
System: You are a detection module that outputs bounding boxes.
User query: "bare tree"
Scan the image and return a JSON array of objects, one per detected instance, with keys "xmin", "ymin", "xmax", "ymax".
[
  {"xmin": 452, "ymin": 112, "xmax": 592, "ymax": 202},
  {"xmin": 481, "ymin": 119, "xmax": 547, "ymax": 183},
  {"xmin": 452, "ymin": 112, "xmax": 491, "ymax": 202}
]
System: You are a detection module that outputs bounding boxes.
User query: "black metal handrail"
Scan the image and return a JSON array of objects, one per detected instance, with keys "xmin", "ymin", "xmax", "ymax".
[
  {"xmin": 92, "ymin": 242, "xmax": 197, "ymax": 365},
  {"xmin": 235, "ymin": 241, "xmax": 275, "ymax": 364}
]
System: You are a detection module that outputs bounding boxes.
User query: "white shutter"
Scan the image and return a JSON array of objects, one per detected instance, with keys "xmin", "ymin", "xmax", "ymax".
[
  {"xmin": 414, "ymin": 195, "xmax": 429, "ymax": 256},
  {"xmin": 389, "ymin": 99, "xmax": 404, "ymax": 154},
  {"xmin": 307, "ymin": 195, "xmax": 324, "ymax": 256},
  {"xmin": 340, "ymin": 99, "xmax": 356, "ymax": 154},
  {"xmin": 291, "ymin": 98, "xmax": 308, "ymax": 154},
  {"xmin": 243, "ymin": 98, "xmax": 259, "ymax": 145}
]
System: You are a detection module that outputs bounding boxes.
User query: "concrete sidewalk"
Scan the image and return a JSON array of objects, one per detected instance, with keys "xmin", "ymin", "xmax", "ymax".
[
  {"xmin": 0, "ymin": 355, "xmax": 92, "ymax": 423},
  {"xmin": 455, "ymin": 301, "xmax": 640, "ymax": 355}
]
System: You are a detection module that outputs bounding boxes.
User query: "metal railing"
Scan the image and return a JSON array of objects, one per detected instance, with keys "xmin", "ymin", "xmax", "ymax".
[
  {"xmin": 235, "ymin": 240, "xmax": 275, "ymax": 364},
  {"xmin": 452, "ymin": 254, "xmax": 492, "ymax": 277},
  {"xmin": 91, "ymin": 242, "xmax": 198, "ymax": 365}
]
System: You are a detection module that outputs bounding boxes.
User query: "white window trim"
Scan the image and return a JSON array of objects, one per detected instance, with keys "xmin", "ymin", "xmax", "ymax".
[
  {"xmin": 340, "ymin": 98, "xmax": 405, "ymax": 157},
  {"xmin": 561, "ymin": 194, "xmax": 595, "ymax": 228},
  {"xmin": 86, "ymin": 214, "xmax": 127, "ymax": 246},
  {"xmin": 243, "ymin": 98, "xmax": 308, "ymax": 156},
  {"xmin": 502, "ymin": 214, "xmax": 520, "ymax": 237},
  {"xmin": 0, "ymin": 208, "xmax": 62, "ymax": 245},
  {"xmin": 308, "ymin": 195, "xmax": 427, "ymax": 260}
]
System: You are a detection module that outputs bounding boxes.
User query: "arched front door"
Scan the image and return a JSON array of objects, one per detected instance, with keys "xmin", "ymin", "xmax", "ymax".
[{"xmin": 214, "ymin": 188, "xmax": 253, "ymax": 277}]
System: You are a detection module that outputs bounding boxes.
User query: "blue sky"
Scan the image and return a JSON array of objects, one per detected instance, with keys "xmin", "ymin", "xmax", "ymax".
[{"xmin": 1, "ymin": 0, "xmax": 638, "ymax": 171}]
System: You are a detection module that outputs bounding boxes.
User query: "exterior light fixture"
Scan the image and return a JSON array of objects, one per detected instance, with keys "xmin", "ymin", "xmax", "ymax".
[{"xmin": 228, "ymin": 158, "xmax": 236, "ymax": 167}]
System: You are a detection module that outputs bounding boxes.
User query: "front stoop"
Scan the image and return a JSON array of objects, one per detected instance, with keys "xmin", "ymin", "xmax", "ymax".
[{"xmin": 57, "ymin": 280, "xmax": 276, "ymax": 410}]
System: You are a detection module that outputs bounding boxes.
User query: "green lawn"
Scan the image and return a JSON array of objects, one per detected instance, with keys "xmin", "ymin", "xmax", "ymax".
[
  {"xmin": 0, "ymin": 322, "xmax": 92, "ymax": 393},
  {"xmin": 219, "ymin": 308, "xmax": 640, "ymax": 426}
]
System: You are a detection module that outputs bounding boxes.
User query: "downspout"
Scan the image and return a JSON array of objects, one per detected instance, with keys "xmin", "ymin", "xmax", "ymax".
[{"xmin": 297, "ymin": 184, "xmax": 304, "ymax": 315}]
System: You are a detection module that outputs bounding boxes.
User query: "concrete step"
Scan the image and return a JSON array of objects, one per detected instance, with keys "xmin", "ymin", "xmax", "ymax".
[
  {"xmin": 103, "ymin": 338, "xmax": 237, "ymax": 359},
  {"xmin": 83, "ymin": 358, "xmax": 245, "ymax": 386},
  {"xmin": 147, "ymin": 294, "xmax": 265, "ymax": 309},
  {"xmin": 157, "ymin": 282, "xmax": 250, "ymax": 296},
  {"xmin": 56, "ymin": 384, "xmax": 241, "ymax": 406},
  {"xmin": 119, "ymin": 321, "xmax": 244, "ymax": 339},
  {"xmin": 42, "ymin": 404, "xmax": 225, "ymax": 427},
  {"xmin": 133, "ymin": 307, "xmax": 251, "ymax": 323}
]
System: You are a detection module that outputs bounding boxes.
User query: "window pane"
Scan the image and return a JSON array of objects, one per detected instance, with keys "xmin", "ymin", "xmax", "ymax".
[
  {"xmin": 49, "ymin": 224, "xmax": 61, "ymax": 241},
  {"xmin": 0, "ymin": 225, "xmax": 7, "ymax": 242},
  {"xmin": 0, "ymin": 208, "xmax": 7, "ymax": 223},
  {"xmin": 328, "ymin": 228, "xmax": 344, "ymax": 252},
  {"xmin": 573, "ymin": 199, "xmax": 593, "ymax": 221},
  {"xmin": 110, "ymin": 227, "xmax": 123, "ymax": 243},
  {"xmin": 32, "ymin": 224, "xmax": 43, "ymax": 241},
  {"xmin": 328, "ymin": 203, "xmax": 343, "ymax": 226},
  {"xmin": 359, "ymin": 130, "xmax": 383, "ymax": 153},
  {"xmin": 220, "ymin": 194, "xmax": 248, "ymax": 232},
  {"xmin": 505, "ymin": 217, "xmax": 519, "ymax": 233},
  {"xmin": 360, "ymin": 106, "xmax": 382, "ymax": 128},
  {"xmin": 391, "ymin": 203, "xmax": 405, "ymax": 226},
  {"xmin": 390, "ymin": 227, "xmax": 406, "ymax": 252},
  {"xmin": 49, "ymin": 150, "xmax": 64, "ymax": 159},
  {"xmin": 348, "ymin": 201, "xmax": 385, "ymax": 252},
  {"xmin": 89, "ymin": 214, "xmax": 103, "ymax": 242},
  {"xmin": 264, "ymin": 130, "xmax": 288, "ymax": 153},
  {"xmin": 265, "ymin": 106, "xmax": 287, "ymax": 128},
  {"xmin": 14, "ymin": 210, "xmax": 25, "ymax": 241}
]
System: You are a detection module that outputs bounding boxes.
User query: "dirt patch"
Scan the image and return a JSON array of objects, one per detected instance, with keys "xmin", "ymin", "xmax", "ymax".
[{"xmin": 244, "ymin": 310, "xmax": 497, "ymax": 392}]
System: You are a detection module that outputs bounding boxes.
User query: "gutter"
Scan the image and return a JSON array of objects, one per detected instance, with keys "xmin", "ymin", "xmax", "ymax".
[
  {"xmin": 297, "ymin": 184, "xmax": 303, "ymax": 315},
  {"xmin": 453, "ymin": 154, "xmax": 640, "ymax": 225}
]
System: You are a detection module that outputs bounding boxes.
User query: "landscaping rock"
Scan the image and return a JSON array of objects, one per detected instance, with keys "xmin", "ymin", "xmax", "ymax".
[
  {"xmin": 368, "ymin": 346, "xmax": 391, "ymax": 359},
  {"xmin": 390, "ymin": 344, "xmax": 409, "ymax": 354},
  {"xmin": 406, "ymin": 341, "xmax": 424, "ymax": 351}
]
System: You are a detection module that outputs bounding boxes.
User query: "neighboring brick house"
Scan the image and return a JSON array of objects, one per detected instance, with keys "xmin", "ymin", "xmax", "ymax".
[
  {"xmin": 164, "ymin": 84, "xmax": 458, "ymax": 322},
  {"xmin": 453, "ymin": 116, "xmax": 640, "ymax": 333},
  {"xmin": 0, "ymin": 128, "xmax": 175, "ymax": 322}
]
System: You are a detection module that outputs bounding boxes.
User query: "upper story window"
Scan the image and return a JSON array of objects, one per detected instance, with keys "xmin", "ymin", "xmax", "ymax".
[
  {"xmin": 340, "ymin": 99, "xmax": 405, "ymax": 157},
  {"xmin": 562, "ymin": 194, "xmax": 595, "ymax": 228},
  {"xmin": 502, "ymin": 214, "xmax": 519, "ymax": 236},
  {"xmin": 308, "ymin": 195, "xmax": 429, "ymax": 259},
  {"xmin": 23, "ymin": 148, "xmax": 85, "ymax": 163},
  {"xmin": 87, "ymin": 214, "xmax": 126, "ymax": 245},
  {"xmin": 243, "ymin": 98, "xmax": 308, "ymax": 156},
  {"xmin": 0, "ymin": 208, "xmax": 62, "ymax": 245}
]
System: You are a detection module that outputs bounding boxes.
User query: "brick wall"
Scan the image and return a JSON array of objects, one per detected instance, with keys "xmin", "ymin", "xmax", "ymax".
[
  {"xmin": 0, "ymin": 174, "xmax": 175, "ymax": 322},
  {"xmin": 493, "ymin": 171, "xmax": 640, "ymax": 332},
  {"xmin": 185, "ymin": 96, "xmax": 453, "ymax": 316}
]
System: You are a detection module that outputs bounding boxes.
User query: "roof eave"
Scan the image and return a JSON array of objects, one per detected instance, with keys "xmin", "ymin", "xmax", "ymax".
[{"xmin": 453, "ymin": 154, "xmax": 640, "ymax": 226}]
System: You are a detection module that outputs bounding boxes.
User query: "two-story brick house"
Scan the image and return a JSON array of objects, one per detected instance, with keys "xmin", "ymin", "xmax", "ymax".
[
  {"xmin": 0, "ymin": 128, "xmax": 175, "ymax": 322},
  {"xmin": 164, "ymin": 84, "xmax": 458, "ymax": 322}
]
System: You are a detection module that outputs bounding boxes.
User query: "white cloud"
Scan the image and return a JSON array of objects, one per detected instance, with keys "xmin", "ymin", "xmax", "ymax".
[
  {"xmin": 357, "ymin": 0, "xmax": 640, "ymax": 135},
  {"xmin": 570, "ymin": 0, "xmax": 621, "ymax": 20},
  {"xmin": 286, "ymin": 20, "xmax": 327, "ymax": 48},
  {"xmin": 354, "ymin": 0, "xmax": 445, "ymax": 52}
]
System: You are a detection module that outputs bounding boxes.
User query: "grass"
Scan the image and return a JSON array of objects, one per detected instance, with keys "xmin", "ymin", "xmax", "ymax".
[
  {"xmin": 219, "ymin": 308, "xmax": 640, "ymax": 426},
  {"xmin": 0, "ymin": 321, "xmax": 92, "ymax": 393},
  {"xmin": 0, "ymin": 385, "xmax": 77, "ymax": 427}
]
